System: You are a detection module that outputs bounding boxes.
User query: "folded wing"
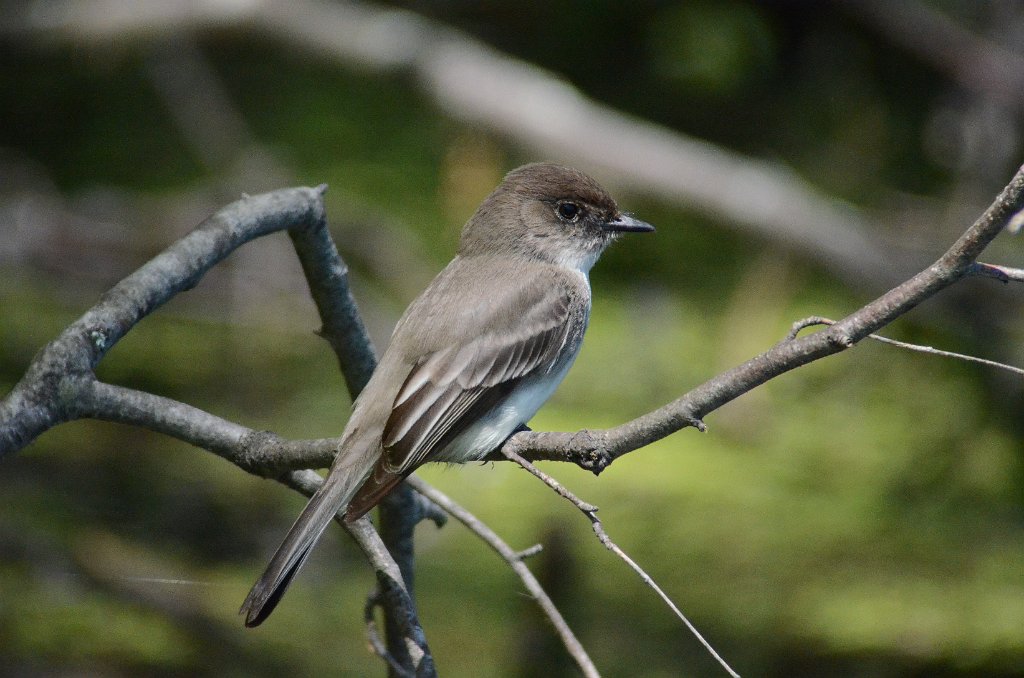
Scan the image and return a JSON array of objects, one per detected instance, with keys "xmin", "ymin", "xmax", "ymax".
[{"xmin": 344, "ymin": 282, "xmax": 578, "ymax": 519}]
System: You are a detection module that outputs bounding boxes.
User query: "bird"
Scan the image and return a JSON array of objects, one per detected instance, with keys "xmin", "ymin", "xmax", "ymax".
[{"xmin": 240, "ymin": 162, "xmax": 654, "ymax": 627}]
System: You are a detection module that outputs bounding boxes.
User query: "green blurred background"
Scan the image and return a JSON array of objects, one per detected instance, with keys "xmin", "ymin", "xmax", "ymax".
[{"xmin": 2, "ymin": 1, "xmax": 1023, "ymax": 676}]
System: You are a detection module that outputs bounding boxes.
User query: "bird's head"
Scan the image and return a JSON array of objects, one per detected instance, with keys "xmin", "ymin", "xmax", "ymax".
[{"xmin": 459, "ymin": 163, "xmax": 654, "ymax": 272}]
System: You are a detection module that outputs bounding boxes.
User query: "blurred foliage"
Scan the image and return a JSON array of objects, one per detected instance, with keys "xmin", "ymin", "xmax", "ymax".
[{"xmin": 2, "ymin": 2, "xmax": 1023, "ymax": 677}]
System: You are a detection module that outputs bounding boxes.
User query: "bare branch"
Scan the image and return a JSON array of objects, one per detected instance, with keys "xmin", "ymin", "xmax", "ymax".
[
  {"xmin": 280, "ymin": 470, "xmax": 436, "ymax": 678},
  {"xmin": 866, "ymin": 334, "xmax": 1024, "ymax": 377},
  {"xmin": 969, "ymin": 261, "xmax": 1024, "ymax": 283},
  {"xmin": 787, "ymin": 317, "xmax": 1024, "ymax": 378},
  {"xmin": 283, "ymin": 197, "xmax": 431, "ymax": 674},
  {"xmin": 0, "ymin": 184, "xmax": 434, "ymax": 675},
  {"xmin": 0, "ymin": 186, "xmax": 329, "ymax": 456},
  {"xmin": 0, "ymin": 182, "xmax": 364, "ymax": 474},
  {"xmin": 289, "ymin": 196, "xmax": 378, "ymax": 396},
  {"xmin": 8, "ymin": 166, "xmax": 1022, "ymax": 481},
  {"xmin": 499, "ymin": 450, "xmax": 740, "ymax": 678},
  {"xmin": 405, "ymin": 476, "xmax": 600, "ymax": 678},
  {"xmin": 365, "ymin": 590, "xmax": 416, "ymax": 678},
  {"xmin": 500, "ymin": 164, "xmax": 1024, "ymax": 472},
  {"xmin": 72, "ymin": 380, "xmax": 337, "ymax": 472}
]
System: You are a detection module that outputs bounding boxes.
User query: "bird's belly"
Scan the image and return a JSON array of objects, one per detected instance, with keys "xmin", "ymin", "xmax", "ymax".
[{"xmin": 438, "ymin": 367, "xmax": 570, "ymax": 464}]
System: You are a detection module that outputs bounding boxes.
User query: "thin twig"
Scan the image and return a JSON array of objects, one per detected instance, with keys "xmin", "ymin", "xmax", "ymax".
[
  {"xmin": 364, "ymin": 590, "xmax": 416, "ymax": 678},
  {"xmin": 279, "ymin": 473, "xmax": 436, "ymax": 676},
  {"xmin": 969, "ymin": 261, "xmax": 1024, "ymax": 283},
  {"xmin": 405, "ymin": 476, "xmax": 600, "ymax": 678},
  {"xmin": 514, "ymin": 544, "xmax": 544, "ymax": 560},
  {"xmin": 787, "ymin": 316, "xmax": 1024, "ymax": 377},
  {"xmin": 501, "ymin": 450, "xmax": 741, "ymax": 678},
  {"xmin": 1009, "ymin": 209, "xmax": 1024, "ymax": 235}
]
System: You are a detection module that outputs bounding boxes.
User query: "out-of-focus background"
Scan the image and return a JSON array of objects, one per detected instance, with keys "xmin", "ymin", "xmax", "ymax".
[{"xmin": 2, "ymin": 1, "xmax": 1023, "ymax": 676}]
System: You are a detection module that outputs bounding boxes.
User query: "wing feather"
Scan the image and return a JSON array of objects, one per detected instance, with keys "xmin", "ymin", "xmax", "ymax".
[{"xmin": 380, "ymin": 283, "xmax": 577, "ymax": 473}]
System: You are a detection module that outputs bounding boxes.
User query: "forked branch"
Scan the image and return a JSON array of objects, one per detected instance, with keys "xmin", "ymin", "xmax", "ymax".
[{"xmin": 2, "ymin": 164, "xmax": 1022, "ymax": 677}]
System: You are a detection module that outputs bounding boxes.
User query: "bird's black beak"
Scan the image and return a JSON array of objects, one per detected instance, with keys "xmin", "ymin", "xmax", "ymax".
[{"xmin": 603, "ymin": 213, "xmax": 655, "ymax": 233}]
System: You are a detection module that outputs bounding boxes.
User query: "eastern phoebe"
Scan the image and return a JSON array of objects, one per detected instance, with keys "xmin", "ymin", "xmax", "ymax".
[{"xmin": 241, "ymin": 163, "xmax": 653, "ymax": 626}]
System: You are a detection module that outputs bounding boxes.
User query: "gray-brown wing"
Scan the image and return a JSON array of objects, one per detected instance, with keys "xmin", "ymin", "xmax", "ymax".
[{"xmin": 379, "ymin": 284, "xmax": 574, "ymax": 474}]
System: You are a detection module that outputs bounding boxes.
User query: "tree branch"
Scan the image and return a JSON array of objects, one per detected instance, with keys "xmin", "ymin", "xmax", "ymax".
[
  {"xmin": 289, "ymin": 206, "xmax": 377, "ymax": 395},
  {"xmin": 405, "ymin": 476, "xmax": 600, "ymax": 678},
  {"xmin": 12, "ymin": 163, "xmax": 1019, "ymax": 477},
  {"xmin": 787, "ymin": 316, "xmax": 1024, "ymax": 378},
  {"xmin": 281, "ymin": 470, "xmax": 436, "ymax": 677},
  {"xmin": 498, "ymin": 450, "xmax": 739, "ymax": 678},
  {"xmin": 0, "ymin": 186, "xmax": 329, "ymax": 455},
  {"xmin": 0, "ymin": 185, "xmax": 436, "ymax": 676},
  {"xmin": 3, "ymin": 165, "xmax": 1022, "ymax": 675},
  {"xmin": 969, "ymin": 261, "xmax": 1024, "ymax": 283},
  {"xmin": 497, "ymin": 164, "xmax": 1024, "ymax": 472}
]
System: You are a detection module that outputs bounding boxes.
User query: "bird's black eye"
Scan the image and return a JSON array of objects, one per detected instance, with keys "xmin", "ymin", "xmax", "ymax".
[{"xmin": 557, "ymin": 202, "xmax": 580, "ymax": 222}]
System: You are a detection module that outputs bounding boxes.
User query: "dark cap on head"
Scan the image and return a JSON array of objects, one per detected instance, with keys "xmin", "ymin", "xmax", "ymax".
[
  {"xmin": 501, "ymin": 163, "xmax": 618, "ymax": 209},
  {"xmin": 459, "ymin": 163, "xmax": 653, "ymax": 267}
]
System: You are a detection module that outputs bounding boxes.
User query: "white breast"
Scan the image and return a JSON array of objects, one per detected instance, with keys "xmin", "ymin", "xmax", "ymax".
[{"xmin": 439, "ymin": 341, "xmax": 579, "ymax": 463}]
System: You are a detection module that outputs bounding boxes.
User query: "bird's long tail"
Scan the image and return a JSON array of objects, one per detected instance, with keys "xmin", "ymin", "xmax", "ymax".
[{"xmin": 240, "ymin": 460, "xmax": 368, "ymax": 627}]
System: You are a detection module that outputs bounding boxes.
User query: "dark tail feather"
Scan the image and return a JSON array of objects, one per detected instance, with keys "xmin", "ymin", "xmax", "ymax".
[
  {"xmin": 344, "ymin": 465, "xmax": 406, "ymax": 523},
  {"xmin": 240, "ymin": 471, "xmax": 360, "ymax": 627},
  {"xmin": 241, "ymin": 541, "xmax": 315, "ymax": 627}
]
